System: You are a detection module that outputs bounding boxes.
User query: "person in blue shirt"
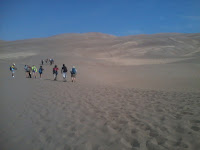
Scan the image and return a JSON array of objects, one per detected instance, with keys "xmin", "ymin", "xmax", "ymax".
[
  {"xmin": 38, "ymin": 66, "xmax": 44, "ymax": 79},
  {"xmin": 70, "ymin": 66, "xmax": 77, "ymax": 82}
]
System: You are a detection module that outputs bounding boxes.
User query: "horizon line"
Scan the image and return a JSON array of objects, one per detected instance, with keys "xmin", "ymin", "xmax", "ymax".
[{"xmin": 1, "ymin": 32, "xmax": 200, "ymax": 42}]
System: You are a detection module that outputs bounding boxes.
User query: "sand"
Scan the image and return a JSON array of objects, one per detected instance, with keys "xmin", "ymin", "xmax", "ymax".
[{"xmin": 0, "ymin": 33, "xmax": 200, "ymax": 150}]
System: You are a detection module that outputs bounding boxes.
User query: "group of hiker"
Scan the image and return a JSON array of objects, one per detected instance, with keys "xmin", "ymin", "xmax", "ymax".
[
  {"xmin": 24, "ymin": 65, "xmax": 43, "ymax": 79},
  {"xmin": 51, "ymin": 64, "xmax": 77, "ymax": 82},
  {"xmin": 42, "ymin": 58, "xmax": 54, "ymax": 65},
  {"xmin": 10, "ymin": 62, "xmax": 77, "ymax": 82}
]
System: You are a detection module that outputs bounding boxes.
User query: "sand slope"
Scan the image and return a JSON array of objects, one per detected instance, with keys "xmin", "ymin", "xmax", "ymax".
[
  {"xmin": 0, "ymin": 33, "xmax": 200, "ymax": 150},
  {"xmin": 0, "ymin": 67, "xmax": 200, "ymax": 150}
]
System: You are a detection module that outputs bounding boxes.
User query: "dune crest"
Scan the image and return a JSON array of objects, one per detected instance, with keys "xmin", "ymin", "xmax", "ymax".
[{"xmin": 1, "ymin": 32, "xmax": 200, "ymax": 66}]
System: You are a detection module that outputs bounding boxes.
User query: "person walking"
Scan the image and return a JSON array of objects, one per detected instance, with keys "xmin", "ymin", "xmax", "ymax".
[
  {"xmin": 70, "ymin": 66, "xmax": 77, "ymax": 82},
  {"xmin": 53, "ymin": 65, "xmax": 59, "ymax": 80},
  {"xmin": 38, "ymin": 66, "xmax": 44, "ymax": 79},
  {"xmin": 61, "ymin": 64, "xmax": 68, "ymax": 81},
  {"xmin": 52, "ymin": 59, "xmax": 54, "ymax": 64},
  {"xmin": 24, "ymin": 65, "xmax": 29, "ymax": 78},
  {"xmin": 45, "ymin": 58, "xmax": 49, "ymax": 64},
  {"xmin": 10, "ymin": 63, "xmax": 17, "ymax": 78},
  {"xmin": 27, "ymin": 65, "xmax": 32, "ymax": 78},
  {"xmin": 41, "ymin": 59, "xmax": 44, "ymax": 65},
  {"xmin": 32, "ymin": 65, "xmax": 37, "ymax": 78},
  {"xmin": 49, "ymin": 59, "xmax": 54, "ymax": 65}
]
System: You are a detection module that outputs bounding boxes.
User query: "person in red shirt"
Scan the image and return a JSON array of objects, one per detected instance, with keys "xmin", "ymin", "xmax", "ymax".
[{"xmin": 53, "ymin": 65, "xmax": 59, "ymax": 80}]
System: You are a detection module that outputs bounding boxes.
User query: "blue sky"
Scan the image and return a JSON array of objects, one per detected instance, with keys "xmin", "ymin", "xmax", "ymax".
[{"xmin": 1, "ymin": 0, "xmax": 200, "ymax": 41}]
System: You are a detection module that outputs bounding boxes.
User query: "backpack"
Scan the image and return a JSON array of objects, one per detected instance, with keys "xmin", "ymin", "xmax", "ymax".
[
  {"xmin": 39, "ymin": 68, "xmax": 42, "ymax": 74},
  {"xmin": 10, "ymin": 66, "xmax": 14, "ymax": 71},
  {"xmin": 32, "ymin": 67, "xmax": 36, "ymax": 72},
  {"xmin": 72, "ymin": 68, "xmax": 76, "ymax": 74},
  {"xmin": 63, "ymin": 66, "xmax": 67, "ymax": 72},
  {"xmin": 27, "ymin": 67, "xmax": 30, "ymax": 72}
]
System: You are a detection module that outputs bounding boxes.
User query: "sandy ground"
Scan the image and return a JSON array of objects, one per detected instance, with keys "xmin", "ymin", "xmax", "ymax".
[{"xmin": 0, "ymin": 33, "xmax": 200, "ymax": 150}]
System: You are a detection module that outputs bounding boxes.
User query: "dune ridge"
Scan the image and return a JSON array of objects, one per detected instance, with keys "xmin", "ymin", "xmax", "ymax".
[{"xmin": 1, "ymin": 33, "xmax": 200, "ymax": 65}]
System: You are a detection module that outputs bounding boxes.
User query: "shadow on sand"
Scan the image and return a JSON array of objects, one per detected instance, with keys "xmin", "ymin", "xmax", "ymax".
[{"xmin": 43, "ymin": 78, "xmax": 68, "ymax": 83}]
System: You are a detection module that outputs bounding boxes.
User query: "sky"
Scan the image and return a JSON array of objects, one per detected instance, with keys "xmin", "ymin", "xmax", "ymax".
[{"xmin": 0, "ymin": 0, "xmax": 200, "ymax": 41}]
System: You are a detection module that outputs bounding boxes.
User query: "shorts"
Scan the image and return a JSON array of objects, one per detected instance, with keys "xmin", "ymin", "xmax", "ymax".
[{"xmin": 71, "ymin": 74, "xmax": 76, "ymax": 77}]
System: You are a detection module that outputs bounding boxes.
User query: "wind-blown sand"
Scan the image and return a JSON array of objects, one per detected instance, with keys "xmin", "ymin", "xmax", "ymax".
[{"xmin": 0, "ymin": 33, "xmax": 200, "ymax": 150}]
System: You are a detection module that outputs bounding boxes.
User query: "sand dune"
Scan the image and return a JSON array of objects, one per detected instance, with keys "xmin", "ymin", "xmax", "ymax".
[
  {"xmin": 0, "ymin": 52, "xmax": 37, "ymax": 60},
  {"xmin": 0, "ymin": 33, "xmax": 200, "ymax": 150},
  {"xmin": 1, "ymin": 32, "xmax": 200, "ymax": 65}
]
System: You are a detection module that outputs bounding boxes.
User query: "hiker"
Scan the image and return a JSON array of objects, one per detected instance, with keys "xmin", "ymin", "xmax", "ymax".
[
  {"xmin": 50, "ymin": 58, "xmax": 54, "ymax": 65},
  {"xmin": 38, "ymin": 66, "xmax": 44, "ymax": 79},
  {"xmin": 24, "ymin": 65, "xmax": 29, "ymax": 78},
  {"xmin": 27, "ymin": 65, "xmax": 32, "ymax": 78},
  {"xmin": 61, "ymin": 64, "xmax": 68, "ymax": 81},
  {"xmin": 49, "ymin": 59, "xmax": 52, "ymax": 65},
  {"xmin": 45, "ymin": 58, "xmax": 49, "ymax": 64},
  {"xmin": 32, "ymin": 65, "xmax": 37, "ymax": 78},
  {"xmin": 41, "ymin": 59, "xmax": 44, "ymax": 65},
  {"xmin": 53, "ymin": 65, "xmax": 59, "ymax": 80},
  {"xmin": 10, "ymin": 63, "xmax": 17, "ymax": 78},
  {"xmin": 70, "ymin": 66, "xmax": 77, "ymax": 82},
  {"xmin": 50, "ymin": 59, "xmax": 53, "ymax": 65},
  {"xmin": 52, "ymin": 59, "xmax": 54, "ymax": 64}
]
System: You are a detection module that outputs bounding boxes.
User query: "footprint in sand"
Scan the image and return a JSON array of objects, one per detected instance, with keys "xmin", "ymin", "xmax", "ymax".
[
  {"xmin": 155, "ymin": 136, "xmax": 167, "ymax": 145},
  {"xmin": 149, "ymin": 129, "xmax": 159, "ymax": 137},
  {"xmin": 175, "ymin": 114, "xmax": 182, "ymax": 120},
  {"xmin": 40, "ymin": 127, "xmax": 47, "ymax": 134},
  {"xmin": 131, "ymin": 138, "xmax": 140, "ymax": 148},
  {"xmin": 45, "ymin": 135, "xmax": 52, "ymax": 143},
  {"xmin": 174, "ymin": 138, "xmax": 189, "ymax": 149},
  {"xmin": 131, "ymin": 129, "xmax": 138, "ymax": 134},
  {"xmin": 182, "ymin": 111, "xmax": 193, "ymax": 115},
  {"xmin": 64, "ymin": 144, "xmax": 71, "ymax": 150},
  {"xmin": 175, "ymin": 125, "xmax": 185, "ymax": 133},
  {"xmin": 191, "ymin": 126, "xmax": 200, "ymax": 131},
  {"xmin": 146, "ymin": 140, "xmax": 161, "ymax": 150},
  {"xmin": 155, "ymin": 107, "xmax": 164, "ymax": 113},
  {"xmin": 190, "ymin": 120, "xmax": 200, "ymax": 124}
]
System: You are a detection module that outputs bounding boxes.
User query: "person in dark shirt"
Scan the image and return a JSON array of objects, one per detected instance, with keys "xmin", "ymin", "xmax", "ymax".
[
  {"xmin": 39, "ymin": 66, "xmax": 44, "ymax": 79},
  {"xmin": 41, "ymin": 60, "xmax": 44, "ymax": 65},
  {"xmin": 61, "ymin": 64, "xmax": 68, "ymax": 81}
]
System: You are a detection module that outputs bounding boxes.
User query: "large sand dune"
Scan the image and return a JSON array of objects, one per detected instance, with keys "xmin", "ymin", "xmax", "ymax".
[{"xmin": 0, "ymin": 33, "xmax": 200, "ymax": 150}]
